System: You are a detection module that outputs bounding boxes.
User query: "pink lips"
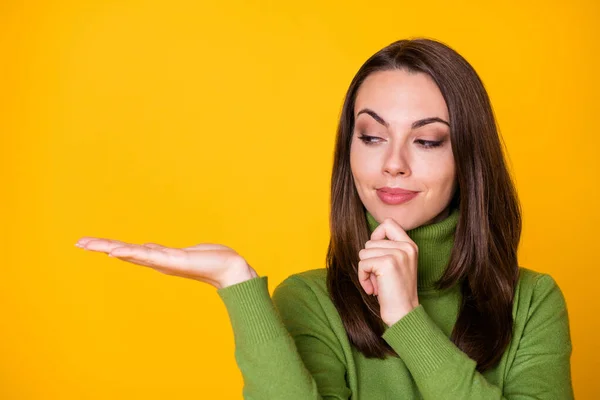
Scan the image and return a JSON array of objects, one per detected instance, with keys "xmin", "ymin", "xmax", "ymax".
[{"xmin": 376, "ymin": 187, "xmax": 419, "ymax": 205}]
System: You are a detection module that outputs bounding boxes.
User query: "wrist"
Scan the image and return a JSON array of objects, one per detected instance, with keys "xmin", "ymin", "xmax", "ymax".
[
  {"xmin": 217, "ymin": 270, "xmax": 256, "ymax": 289},
  {"xmin": 383, "ymin": 300, "xmax": 420, "ymax": 327},
  {"xmin": 216, "ymin": 258, "xmax": 258, "ymax": 289}
]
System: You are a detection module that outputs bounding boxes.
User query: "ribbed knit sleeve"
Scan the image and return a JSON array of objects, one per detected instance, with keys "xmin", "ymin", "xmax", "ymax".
[
  {"xmin": 217, "ymin": 276, "xmax": 352, "ymax": 400},
  {"xmin": 216, "ymin": 276, "xmax": 288, "ymax": 344},
  {"xmin": 381, "ymin": 273, "xmax": 574, "ymax": 399}
]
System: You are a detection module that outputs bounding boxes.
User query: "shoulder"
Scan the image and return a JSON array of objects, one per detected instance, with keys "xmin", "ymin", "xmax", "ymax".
[
  {"xmin": 290, "ymin": 267, "xmax": 328, "ymax": 284},
  {"xmin": 517, "ymin": 266, "xmax": 555, "ymax": 287},
  {"xmin": 272, "ymin": 268, "xmax": 329, "ymax": 304},
  {"xmin": 513, "ymin": 267, "xmax": 571, "ymax": 343},
  {"xmin": 515, "ymin": 267, "xmax": 568, "ymax": 308},
  {"xmin": 271, "ymin": 268, "xmax": 342, "ymax": 326}
]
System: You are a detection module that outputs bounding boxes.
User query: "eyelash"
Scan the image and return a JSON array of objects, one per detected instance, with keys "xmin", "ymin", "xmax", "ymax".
[{"xmin": 358, "ymin": 134, "xmax": 444, "ymax": 149}]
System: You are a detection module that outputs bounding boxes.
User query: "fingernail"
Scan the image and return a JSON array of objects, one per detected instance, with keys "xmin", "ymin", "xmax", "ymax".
[{"xmin": 75, "ymin": 243, "xmax": 82, "ymax": 248}]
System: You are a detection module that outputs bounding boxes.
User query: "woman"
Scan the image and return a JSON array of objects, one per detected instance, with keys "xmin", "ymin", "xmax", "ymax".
[{"xmin": 75, "ymin": 38, "xmax": 573, "ymax": 399}]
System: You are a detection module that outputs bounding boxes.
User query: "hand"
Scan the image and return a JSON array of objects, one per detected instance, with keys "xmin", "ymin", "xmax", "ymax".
[
  {"xmin": 75, "ymin": 237, "xmax": 258, "ymax": 289},
  {"xmin": 358, "ymin": 218, "xmax": 420, "ymax": 326}
]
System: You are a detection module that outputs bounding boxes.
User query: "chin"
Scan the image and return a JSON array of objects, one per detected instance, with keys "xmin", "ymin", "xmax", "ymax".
[
  {"xmin": 400, "ymin": 219, "xmax": 421, "ymax": 231},
  {"xmin": 378, "ymin": 211, "xmax": 419, "ymax": 231},
  {"xmin": 376, "ymin": 207, "xmax": 437, "ymax": 231}
]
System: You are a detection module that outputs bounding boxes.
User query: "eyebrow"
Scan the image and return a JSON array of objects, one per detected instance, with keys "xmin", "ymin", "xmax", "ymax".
[{"xmin": 356, "ymin": 108, "xmax": 450, "ymax": 129}]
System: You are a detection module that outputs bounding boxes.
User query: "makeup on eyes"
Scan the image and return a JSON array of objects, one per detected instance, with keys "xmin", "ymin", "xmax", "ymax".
[
  {"xmin": 358, "ymin": 134, "xmax": 445, "ymax": 149},
  {"xmin": 354, "ymin": 111, "xmax": 451, "ymax": 149},
  {"xmin": 354, "ymin": 118, "xmax": 450, "ymax": 137}
]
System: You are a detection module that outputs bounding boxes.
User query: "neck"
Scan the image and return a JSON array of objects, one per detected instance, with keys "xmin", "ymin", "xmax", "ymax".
[{"xmin": 365, "ymin": 207, "xmax": 460, "ymax": 291}]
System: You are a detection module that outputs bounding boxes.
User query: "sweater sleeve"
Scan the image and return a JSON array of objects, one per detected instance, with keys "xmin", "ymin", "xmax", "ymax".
[
  {"xmin": 216, "ymin": 275, "xmax": 352, "ymax": 400},
  {"xmin": 381, "ymin": 274, "xmax": 574, "ymax": 399}
]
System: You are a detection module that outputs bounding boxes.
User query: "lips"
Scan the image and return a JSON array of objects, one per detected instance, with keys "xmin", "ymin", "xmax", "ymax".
[
  {"xmin": 378, "ymin": 187, "xmax": 418, "ymax": 195},
  {"xmin": 376, "ymin": 187, "xmax": 419, "ymax": 205}
]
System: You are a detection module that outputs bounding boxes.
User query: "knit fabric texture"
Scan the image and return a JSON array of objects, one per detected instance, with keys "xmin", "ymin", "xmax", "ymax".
[{"xmin": 217, "ymin": 208, "xmax": 573, "ymax": 399}]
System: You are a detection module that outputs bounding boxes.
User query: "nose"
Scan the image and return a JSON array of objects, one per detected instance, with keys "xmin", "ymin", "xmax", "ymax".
[{"xmin": 382, "ymin": 142, "xmax": 411, "ymax": 177}]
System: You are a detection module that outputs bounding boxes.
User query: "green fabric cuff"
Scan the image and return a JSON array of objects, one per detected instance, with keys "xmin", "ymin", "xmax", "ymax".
[
  {"xmin": 382, "ymin": 305, "xmax": 456, "ymax": 379},
  {"xmin": 216, "ymin": 276, "xmax": 288, "ymax": 345}
]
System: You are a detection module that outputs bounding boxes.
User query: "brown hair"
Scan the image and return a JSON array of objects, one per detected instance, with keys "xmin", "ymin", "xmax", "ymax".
[{"xmin": 326, "ymin": 38, "xmax": 521, "ymax": 371}]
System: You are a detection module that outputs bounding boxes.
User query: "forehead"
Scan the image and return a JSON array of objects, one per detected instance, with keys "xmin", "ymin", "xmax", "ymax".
[{"xmin": 354, "ymin": 69, "xmax": 449, "ymax": 124}]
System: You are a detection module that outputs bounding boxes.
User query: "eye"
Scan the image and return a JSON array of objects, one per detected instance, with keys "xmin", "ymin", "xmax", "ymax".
[
  {"xmin": 415, "ymin": 139, "xmax": 444, "ymax": 149},
  {"xmin": 358, "ymin": 134, "xmax": 381, "ymax": 145}
]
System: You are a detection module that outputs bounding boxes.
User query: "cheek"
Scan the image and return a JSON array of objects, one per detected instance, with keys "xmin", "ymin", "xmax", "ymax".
[
  {"xmin": 419, "ymin": 155, "xmax": 456, "ymax": 193},
  {"xmin": 439, "ymin": 164, "xmax": 456, "ymax": 194},
  {"xmin": 350, "ymin": 143, "xmax": 377, "ymax": 183}
]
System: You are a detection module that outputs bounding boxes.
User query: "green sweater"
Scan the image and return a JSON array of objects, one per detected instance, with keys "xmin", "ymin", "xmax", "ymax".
[{"xmin": 217, "ymin": 208, "xmax": 573, "ymax": 399}]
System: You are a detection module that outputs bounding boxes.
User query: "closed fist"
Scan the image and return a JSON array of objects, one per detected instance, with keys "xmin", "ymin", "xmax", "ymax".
[{"xmin": 358, "ymin": 218, "xmax": 420, "ymax": 326}]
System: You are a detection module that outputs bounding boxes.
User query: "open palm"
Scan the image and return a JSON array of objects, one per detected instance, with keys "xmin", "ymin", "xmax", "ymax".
[{"xmin": 75, "ymin": 237, "xmax": 258, "ymax": 289}]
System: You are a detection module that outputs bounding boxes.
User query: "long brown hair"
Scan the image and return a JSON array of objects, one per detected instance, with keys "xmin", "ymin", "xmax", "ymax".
[{"xmin": 326, "ymin": 38, "xmax": 521, "ymax": 372}]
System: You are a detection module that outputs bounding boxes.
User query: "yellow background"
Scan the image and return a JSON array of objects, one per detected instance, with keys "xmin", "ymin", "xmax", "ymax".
[{"xmin": 2, "ymin": 0, "xmax": 598, "ymax": 398}]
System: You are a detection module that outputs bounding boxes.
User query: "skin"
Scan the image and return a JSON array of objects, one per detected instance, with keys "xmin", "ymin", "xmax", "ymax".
[
  {"xmin": 350, "ymin": 68, "xmax": 457, "ymax": 231},
  {"xmin": 351, "ymin": 69, "xmax": 458, "ymax": 324},
  {"xmin": 74, "ymin": 240, "xmax": 257, "ymax": 289},
  {"xmin": 75, "ymin": 68, "xmax": 458, "ymax": 327}
]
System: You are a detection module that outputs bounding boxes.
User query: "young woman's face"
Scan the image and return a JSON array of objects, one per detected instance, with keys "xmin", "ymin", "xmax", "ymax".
[{"xmin": 350, "ymin": 69, "xmax": 457, "ymax": 231}]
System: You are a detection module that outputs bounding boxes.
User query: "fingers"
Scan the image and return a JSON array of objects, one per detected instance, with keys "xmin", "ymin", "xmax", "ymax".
[
  {"xmin": 364, "ymin": 240, "xmax": 418, "ymax": 254},
  {"xmin": 76, "ymin": 237, "xmax": 230, "ymax": 255},
  {"xmin": 370, "ymin": 218, "xmax": 414, "ymax": 244},
  {"xmin": 76, "ymin": 238, "xmax": 183, "ymax": 270},
  {"xmin": 359, "ymin": 242, "xmax": 417, "ymax": 297},
  {"xmin": 182, "ymin": 243, "xmax": 234, "ymax": 251},
  {"xmin": 76, "ymin": 237, "xmax": 128, "ymax": 250},
  {"xmin": 370, "ymin": 274, "xmax": 378, "ymax": 296},
  {"xmin": 358, "ymin": 263, "xmax": 375, "ymax": 295},
  {"xmin": 359, "ymin": 243, "xmax": 417, "ymax": 262},
  {"xmin": 142, "ymin": 243, "xmax": 165, "ymax": 249},
  {"xmin": 77, "ymin": 238, "xmax": 172, "ymax": 255},
  {"xmin": 79, "ymin": 239, "xmax": 131, "ymax": 254},
  {"xmin": 358, "ymin": 256, "xmax": 388, "ymax": 295},
  {"xmin": 76, "ymin": 238, "xmax": 250, "ymax": 287},
  {"xmin": 108, "ymin": 245, "xmax": 184, "ymax": 269},
  {"xmin": 365, "ymin": 240, "xmax": 398, "ymax": 249}
]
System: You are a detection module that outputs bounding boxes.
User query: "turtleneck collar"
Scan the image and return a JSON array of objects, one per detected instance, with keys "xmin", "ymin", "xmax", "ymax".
[{"xmin": 365, "ymin": 207, "xmax": 459, "ymax": 292}]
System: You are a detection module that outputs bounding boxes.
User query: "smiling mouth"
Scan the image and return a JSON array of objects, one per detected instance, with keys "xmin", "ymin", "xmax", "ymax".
[{"xmin": 376, "ymin": 189, "xmax": 419, "ymax": 205}]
